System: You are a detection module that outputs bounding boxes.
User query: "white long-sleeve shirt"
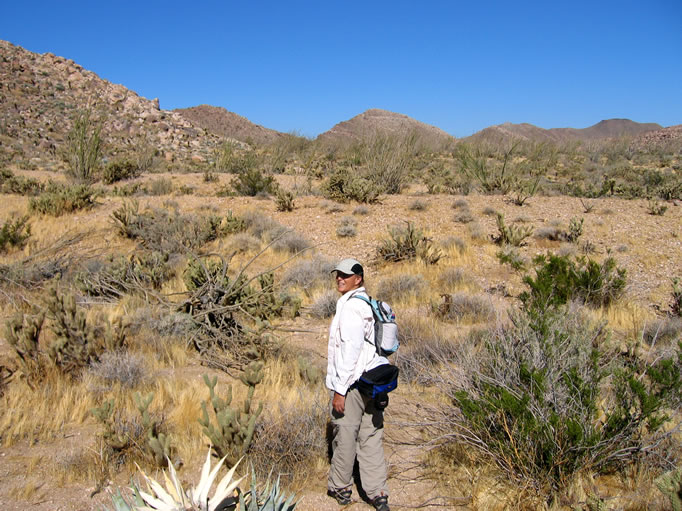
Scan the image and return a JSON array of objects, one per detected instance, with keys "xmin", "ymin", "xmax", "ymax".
[{"xmin": 326, "ymin": 287, "xmax": 388, "ymax": 395}]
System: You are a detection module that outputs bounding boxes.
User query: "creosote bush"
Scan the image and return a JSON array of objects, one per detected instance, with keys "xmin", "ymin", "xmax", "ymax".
[
  {"xmin": 321, "ymin": 168, "xmax": 380, "ymax": 204},
  {"xmin": 436, "ymin": 302, "xmax": 682, "ymax": 493},
  {"xmin": 102, "ymin": 158, "xmax": 141, "ymax": 184}
]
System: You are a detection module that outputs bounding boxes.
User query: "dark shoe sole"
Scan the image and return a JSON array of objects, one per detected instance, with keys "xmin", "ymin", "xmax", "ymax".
[{"xmin": 327, "ymin": 488, "xmax": 352, "ymax": 505}]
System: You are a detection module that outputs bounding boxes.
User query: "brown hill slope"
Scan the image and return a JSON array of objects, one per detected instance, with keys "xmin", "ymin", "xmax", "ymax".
[
  {"xmin": 631, "ymin": 124, "xmax": 682, "ymax": 150},
  {"xmin": 0, "ymin": 39, "xmax": 224, "ymax": 169},
  {"xmin": 466, "ymin": 119, "xmax": 662, "ymax": 146},
  {"xmin": 317, "ymin": 108, "xmax": 455, "ymax": 149},
  {"xmin": 174, "ymin": 104, "xmax": 285, "ymax": 145}
]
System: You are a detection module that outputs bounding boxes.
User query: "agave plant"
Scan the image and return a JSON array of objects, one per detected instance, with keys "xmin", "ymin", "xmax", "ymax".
[
  {"xmin": 105, "ymin": 450, "xmax": 244, "ymax": 511},
  {"xmin": 104, "ymin": 450, "xmax": 298, "ymax": 511}
]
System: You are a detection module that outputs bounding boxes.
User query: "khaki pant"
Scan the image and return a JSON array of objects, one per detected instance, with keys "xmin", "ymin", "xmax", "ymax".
[{"xmin": 328, "ymin": 387, "xmax": 388, "ymax": 500}]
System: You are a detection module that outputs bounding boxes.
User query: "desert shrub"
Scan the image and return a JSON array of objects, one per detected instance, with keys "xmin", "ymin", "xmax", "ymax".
[
  {"xmin": 321, "ymin": 168, "xmax": 380, "ymax": 204},
  {"xmin": 336, "ymin": 216, "xmax": 357, "ymax": 237},
  {"xmin": 467, "ymin": 222, "xmax": 486, "ymax": 241},
  {"xmin": 320, "ymin": 200, "xmax": 345, "ymax": 213},
  {"xmin": 409, "ymin": 198, "xmax": 428, "ymax": 211},
  {"xmin": 274, "ymin": 188, "xmax": 295, "ymax": 211},
  {"xmin": 435, "ymin": 292, "xmax": 496, "ymax": 323},
  {"xmin": 435, "ymin": 304, "xmax": 682, "ymax": 492},
  {"xmin": 482, "ymin": 206, "xmax": 498, "ymax": 216},
  {"xmin": 0, "ymin": 215, "xmax": 31, "ymax": 252},
  {"xmin": 248, "ymin": 397, "xmax": 328, "ymax": 484},
  {"xmin": 520, "ymin": 253, "xmax": 627, "ymax": 312},
  {"xmin": 111, "ymin": 202, "xmax": 225, "ymax": 253},
  {"xmin": 63, "ymin": 109, "xmax": 102, "ymax": 183},
  {"xmin": 89, "ymin": 350, "xmax": 147, "ymax": 388},
  {"xmin": 227, "ymin": 232, "xmax": 260, "ymax": 254},
  {"xmin": 29, "ymin": 183, "xmax": 97, "ymax": 216},
  {"xmin": 534, "ymin": 218, "xmax": 583, "ymax": 244},
  {"xmin": 395, "ymin": 316, "xmax": 457, "ymax": 385},
  {"xmin": 144, "ymin": 177, "xmax": 174, "ymax": 196},
  {"xmin": 231, "ymin": 166, "xmax": 278, "ymax": 196},
  {"xmin": 375, "ymin": 274, "xmax": 427, "ymax": 303},
  {"xmin": 281, "ymin": 256, "xmax": 334, "ymax": 290},
  {"xmin": 377, "ymin": 222, "xmax": 443, "ymax": 265},
  {"xmin": 454, "ymin": 210, "xmax": 474, "ymax": 224},
  {"xmin": 242, "ymin": 210, "xmax": 286, "ymax": 240},
  {"xmin": 202, "ymin": 168, "xmax": 218, "ymax": 183},
  {"xmin": 102, "ymin": 158, "xmax": 140, "ymax": 184},
  {"xmin": 452, "ymin": 198, "xmax": 469, "ymax": 209},
  {"xmin": 493, "ymin": 213, "xmax": 533, "ymax": 246},
  {"xmin": 271, "ymin": 230, "xmax": 311, "ymax": 254},
  {"xmin": 642, "ymin": 318, "xmax": 682, "ymax": 345},
  {"xmin": 309, "ymin": 290, "xmax": 338, "ymax": 319},
  {"xmin": 221, "ymin": 210, "xmax": 247, "ymax": 235},
  {"xmin": 353, "ymin": 205, "xmax": 370, "ymax": 215},
  {"xmin": 76, "ymin": 251, "xmax": 174, "ymax": 300},
  {"xmin": 0, "ymin": 169, "xmax": 43, "ymax": 195},
  {"xmin": 496, "ymin": 246, "xmax": 528, "ymax": 271}
]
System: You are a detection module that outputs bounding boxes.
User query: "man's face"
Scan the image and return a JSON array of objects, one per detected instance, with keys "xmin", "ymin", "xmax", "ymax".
[{"xmin": 335, "ymin": 271, "xmax": 362, "ymax": 294}]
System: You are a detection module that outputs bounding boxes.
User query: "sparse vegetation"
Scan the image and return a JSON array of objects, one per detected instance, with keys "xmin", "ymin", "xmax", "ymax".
[
  {"xmin": 29, "ymin": 183, "xmax": 98, "ymax": 216},
  {"xmin": 377, "ymin": 221, "xmax": 443, "ymax": 264},
  {"xmin": 63, "ymin": 109, "xmax": 102, "ymax": 183},
  {"xmin": 0, "ymin": 214, "xmax": 31, "ymax": 252}
]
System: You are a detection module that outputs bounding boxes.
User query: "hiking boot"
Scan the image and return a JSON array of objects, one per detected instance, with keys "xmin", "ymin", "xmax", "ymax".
[
  {"xmin": 371, "ymin": 494, "xmax": 390, "ymax": 511},
  {"xmin": 327, "ymin": 487, "xmax": 352, "ymax": 505}
]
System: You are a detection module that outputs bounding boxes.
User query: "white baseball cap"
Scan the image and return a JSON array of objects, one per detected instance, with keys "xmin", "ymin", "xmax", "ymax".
[{"xmin": 332, "ymin": 258, "xmax": 364, "ymax": 276}]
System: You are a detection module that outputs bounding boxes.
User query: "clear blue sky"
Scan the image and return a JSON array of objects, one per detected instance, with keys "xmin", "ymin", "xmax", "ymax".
[{"xmin": 2, "ymin": 0, "xmax": 680, "ymax": 137}]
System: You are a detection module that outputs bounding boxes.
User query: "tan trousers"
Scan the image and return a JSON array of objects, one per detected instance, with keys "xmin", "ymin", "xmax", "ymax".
[{"xmin": 328, "ymin": 387, "xmax": 389, "ymax": 500}]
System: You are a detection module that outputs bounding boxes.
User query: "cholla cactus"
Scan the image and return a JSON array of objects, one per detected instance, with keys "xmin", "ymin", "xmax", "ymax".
[{"xmin": 106, "ymin": 450, "xmax": 245, "ymax": 511}]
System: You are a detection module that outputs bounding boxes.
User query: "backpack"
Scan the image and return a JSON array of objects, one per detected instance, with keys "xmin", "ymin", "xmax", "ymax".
[{"xmin": 352, "ymin": 295, "xmax": 399, "ymax": 357}]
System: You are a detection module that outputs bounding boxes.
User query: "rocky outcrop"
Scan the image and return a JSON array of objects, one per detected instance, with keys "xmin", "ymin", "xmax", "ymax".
[{"xmin": 0, "ymin": 39, "xmax": 228, "ymax": 169}]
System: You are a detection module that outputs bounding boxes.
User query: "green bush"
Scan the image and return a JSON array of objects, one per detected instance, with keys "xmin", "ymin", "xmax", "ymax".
[
  {"xmin": 29, "ymin": 183, "xmax": 97, "ymax": 216},
  {"xmin": 0, "ymin": 215, "xmax": 31, "ymax": 252},
  {"xmin": 493, "ymin": 213, "xmax": 533, "ymax": 246},
  {"xmin": 102, "ymin": 158, "xmax": 140, "ymax": 184},
  {"xmin": 437, "ymin": 305, "xmax": 682, "ymax": 492},
  {"xmin": 231, "ymin": 167, "xmax": 278, "ymax": 196},
  {"xmin": 0, "ymin": 169, "xmax": 43, "ymax": 195},
  {"xmin": 520, "ymin": 253, "xmax": 627, "ymax": 312},
  {"xmin": 321, "ymin": 168, "xmax": 380, "ymax": 204},
  {"xmin": 274, "ymin": 189, "xmax": 295, "ymax": 211}
]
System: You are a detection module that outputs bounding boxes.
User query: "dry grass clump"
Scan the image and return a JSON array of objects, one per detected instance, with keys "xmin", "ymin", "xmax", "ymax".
[
  {"xmin": 225, "ymin": 232, "xmax": 261, "ymax": 254},
  {"xmin": 271, "ymin": 230, "xmax": 311, "ymax": 254},
  {"xmin": 435, "ymin": 292, "xmax": 496, "ymax": 323},
  {"xmin": 440, "ymin": 236, "xmax": 467, "ymax": 254},
  {"xmin": 320, "ymin": 200, "xmax": 345, "ymax": 213},
  {"xmin": 281, "ymin": 256, "xmax": 334, "ymax": 290},
  {"xmin": 352, "ymin": 205, "xmax": 370, "ymax": 215},
  {"xmin": 437, "ymin": 267, "xmax": 471, "ymax": 292},
  {"xmin": 375, "ymin": 273, "xmax": 428, "ymax": 303},
  {"xmin": 452, "ymin": 198, "xmax": 469, "ymax": 209},
  {"xmin": 408, "ymin": 198, "xmax": 428, "ymax": 211},
  {"xmin": 308, "ymin": 289, "xmax": 337, "ymax": 319},
  {"xmin": 467, "ymin": 222, "xmax": 486, "ymax": 241},
  {"xmin": 454, "ymin": 210, "xmax": 474, "ymax": 224}
]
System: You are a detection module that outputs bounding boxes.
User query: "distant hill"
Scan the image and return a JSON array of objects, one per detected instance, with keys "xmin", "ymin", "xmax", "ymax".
[
  {"xmin": 631, "ymin": 124, "xmax": 682, "ymax": 150},
  {"xmin": 317, "ymin": 109, "xmax": 455, "ymax": 149},
  {"xmin": 0, "ymin": 39, "xmax": 227, "ymax": 169},
  {"xmin": 173, "ymin": 105, "xmax": 284, "ymax": 146},
  {"xmin": 466, "ymin": 119, "xmax": 663, "ymax": 146}
]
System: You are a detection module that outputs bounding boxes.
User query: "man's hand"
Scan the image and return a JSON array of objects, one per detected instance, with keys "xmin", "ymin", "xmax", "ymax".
[{"xmin": 332, "ymin": 392, "xmax": 346, "ymax": 414}]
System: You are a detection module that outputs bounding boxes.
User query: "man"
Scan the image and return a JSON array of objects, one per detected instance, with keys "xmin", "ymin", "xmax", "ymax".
[{"xmin": 326, "ymin": 258, "xmax": 390, "ymax": 511}]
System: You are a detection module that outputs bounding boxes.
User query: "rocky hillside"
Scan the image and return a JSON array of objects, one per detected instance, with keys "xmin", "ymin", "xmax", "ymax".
[
  {"xmin": 631, "ymin": 124, "xmax": 682, "ymax": 150},
  {"xmin": 466, "ymin": 119, "xmax": 662, "ymax": 146},
  {"xmin": 317, "ymin": 108, "xmax": 456, "ymax": 149},
  {"xmin": 174, "ymin": 105, "xmax": 284, "ymax": 146},
  {"xmin": 0, "ymin": 39, "xmax": 226, "ymax": 169}
]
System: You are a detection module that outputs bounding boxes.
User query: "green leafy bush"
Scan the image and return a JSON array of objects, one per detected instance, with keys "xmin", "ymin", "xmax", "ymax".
[
  {"xmin": 437, "ymin": 305, "xmax": 682, "ymax": 492},
  {"xmin": 321, "ymin": 168, "xmax": 380, "ymax": 204},
  {"xmin": 0, "ymin": 215, "xmax": 31, "ymax": 252},
  {"xmin": 520, "ymin": 253, "xmax": 627, "ymax": 312},
  {"xmin": 231, "ymin": 167, "xmax": 278, "ymax": 196},
  {"xmin": 102, "ymin": 158, "xmax": 140, "ymax": 184},
  {"xmin": 29, "ymin": 183, "xmax": 97, "ymax": 216},
  {"xmin": 0, "ymin": 169, "xmax": 43, "ymax": 195}
]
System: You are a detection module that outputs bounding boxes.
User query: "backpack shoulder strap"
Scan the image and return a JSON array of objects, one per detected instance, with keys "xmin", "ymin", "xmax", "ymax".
[{"xmin": 350, "ymin": 294, "xmax": 381, "ymax": 355}]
